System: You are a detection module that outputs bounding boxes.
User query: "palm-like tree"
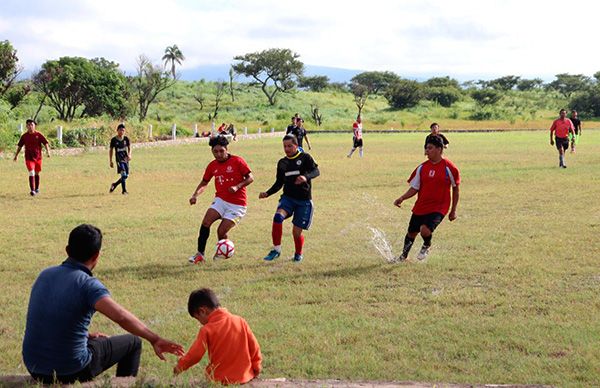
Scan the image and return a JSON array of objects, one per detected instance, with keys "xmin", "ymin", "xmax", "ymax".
[{"xmin": 162, "ymin": 45, "xmax": 185, "ymax": 78}]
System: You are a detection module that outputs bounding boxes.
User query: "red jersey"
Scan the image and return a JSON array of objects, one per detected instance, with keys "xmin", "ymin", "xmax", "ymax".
[
  {"xmin": 202, "ymin": 155, "xmax": 251, "ymax": 206},
  {"xmin": 177, "ymin": 308, "xmax": 262, "ymax": 384},
  {"xmin": 407, "ymin": 158, "xmax": 460, "ymax": 216},
  {"xmin": 353, "ymin": 121, "xmax": 362, "ymax": 140},
  {"xmin": 18, "ymin": 131, "xmax": 48, "ymax": 161},
  {"xmin": 550, "ymin": 118, "xmax": 574, "ymax": 138}
]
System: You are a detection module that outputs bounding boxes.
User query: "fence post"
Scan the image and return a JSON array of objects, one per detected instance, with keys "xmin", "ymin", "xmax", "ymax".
[
  {"xmin": 258, "ymin": 127, "xmax": 261, "ymax": 134},
  {"xmin": 244, "ymin": 127, "xmax": 248, "ymax": 135},
  {"xmin": 193, "ymin": 123, "xmax": 198, "ymax": 137},
  {"xmin": 171, "ymin": 123, "xmax": 177, "ymax": 141},
  {"xmin": 211, "ymin": 121, "xmax": 216, "ymax": 137},
  {"xmin": 18, "ymin": 123, "xmax": 23, "ymax": 134},
  {"xmin": 57, "ymin": 126, "xmax": 63, "ymax": 145},
  {"xmin": 271, "ymin": 127, "xmax": 274, "ymax": 133},
  {"xmin": 148, "ymin": 124, "xmax": 153, "ymax": 139}
]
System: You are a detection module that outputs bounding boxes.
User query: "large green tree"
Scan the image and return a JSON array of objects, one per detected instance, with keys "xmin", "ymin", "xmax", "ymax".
[
  {"xmin": 130, "ymin": 55, "xmax": 175, "ymax": 121},
  {"xmin": 384, "ymin": 79, "xmax": 423, "ymax": 109},
  {"xmin": 351, "ymin": 71, "xmax": 400, "ymax": 95},
  {"xmin": 32, "ymin": 56, "xmax": 128, "ymax": 121},
  {"xmin": 232, "ymin": 48, "xmax": 304, "ymax": 105},
  {"xmin": 0, "ymin": 40, "xmax": 21, "ymax": 97},
  {"xmin": 298, "ymin": 75, "xmax": 330, "ymax": 92},
  {"xmin": 548, "ymin": 73, "xmax": 591, "ymax": 98},
  {"xmin": 162, "ymin": 44, "xmax": 185, "ymax": 79}
]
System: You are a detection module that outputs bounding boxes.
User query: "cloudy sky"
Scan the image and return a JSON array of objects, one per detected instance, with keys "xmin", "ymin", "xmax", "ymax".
[{"xmin": 2, "ymin": 0, "xmax": 598, "ymax": 80}]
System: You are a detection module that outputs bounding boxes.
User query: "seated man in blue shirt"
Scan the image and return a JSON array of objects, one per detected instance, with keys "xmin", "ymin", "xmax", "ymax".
[{"xmin": 22, "ymin": 224, "xmax": 184, "ymax": 384}]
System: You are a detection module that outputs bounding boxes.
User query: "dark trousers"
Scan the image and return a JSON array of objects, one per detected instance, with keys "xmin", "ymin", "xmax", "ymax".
[{"xmin": 30, "ymin": 334, "xmax": 142, "ymax": 384}]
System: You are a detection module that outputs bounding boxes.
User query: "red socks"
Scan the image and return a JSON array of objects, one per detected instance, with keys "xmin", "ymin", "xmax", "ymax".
[
  {"xmin": 272, "ymin": 222, "xmax": 283, "ymax": 246},
  {"xmin": 293, "ymin": 234, "xmax": 304, "ymax": 255}
]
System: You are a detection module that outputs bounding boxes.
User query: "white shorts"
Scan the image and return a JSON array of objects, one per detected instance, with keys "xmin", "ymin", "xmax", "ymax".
[{"xmin": 210, "ymin": 197, "xmax": 247, "ymax": 223}]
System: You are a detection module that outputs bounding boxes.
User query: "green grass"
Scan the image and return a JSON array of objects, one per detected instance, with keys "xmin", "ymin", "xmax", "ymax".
[{"xmin": 1, "ymin": 132, "xmax": 600, "ymax": 386}]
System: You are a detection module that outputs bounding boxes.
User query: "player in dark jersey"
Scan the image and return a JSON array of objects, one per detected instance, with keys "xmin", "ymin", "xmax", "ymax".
[
  {"xmin": 570, "ymin": 110, "xmax": 582, "ymax": 153},
  {"xmin": 285, "ymin": 118, "xmax": 311, "ymax": 151},
  {"xmin": 13, "ymin": 119, "xmax": 50, "ymax": 196},
  {"xmin": 259, "ymin": 135, "xmax": 320, "ymax": 262},
  {"xmin": 424, "ymin": 123, "xmax": 449, "ymax": 151},
  {"xmin": 188, "ymin": 135, "xmax": 254, "ymax": 264},
  {"xmin": 109, "ymin": 124, "xmax": 131, "ymax": 194},
  {"xmin": 394, "ymin": 135, "xmax": 460, "ymax": 262}
]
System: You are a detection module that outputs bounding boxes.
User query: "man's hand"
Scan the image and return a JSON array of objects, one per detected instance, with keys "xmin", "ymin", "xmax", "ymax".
[
  {"xmin": 173, "ymin": 365, "xmax": 183, "ymax": 375},
  {"xmin": 228, "ymin": 185, "xmax": 239, "ymax": 193},
  {"xmin": 393, "ymin": 197, "xmax": 404, "ymax": 207},
  {"xmin": 550, "ymin": 139, "xmax": 554, "ymax": 146},
  {"xmin": 259, "ymin": 192, "xmax": 268, "ymax": 199},
  {"xmin": 46, "ymin": 153, "xmax": 50, "ymax": 158},
  {"xmin": 189, "ymin": 195, "xmax": 197, "ymax": 205},
  {"xmin": 110, "ymin": 161, "xmax": 114, "ymax": 168},
  {"xmin": 88, "ymin": 332, "xmax": 108, "ymax": 339},
  {"xmin": 13, "ymin": 155, "xmax": 17, "ymax": 162},
  {"xmin": 151, "ymin": 338, "xmax": 184, "ymax": 361},
  {"xmin": 295, "ymin": 175, "xmax": 307, "ymax": 185},
  {"xmin": 448, "ymin": 210, "xmax": 457, "ymax": 221}
]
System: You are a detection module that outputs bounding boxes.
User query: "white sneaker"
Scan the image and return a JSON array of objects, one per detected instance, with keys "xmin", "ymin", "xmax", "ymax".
[
  {"xmin": 417, "ymin": 245, "xmax": 431, "ymax": 261},
  {"xmin": 188, "ymin": 252, "xmax": 205, "ymax": 264}
]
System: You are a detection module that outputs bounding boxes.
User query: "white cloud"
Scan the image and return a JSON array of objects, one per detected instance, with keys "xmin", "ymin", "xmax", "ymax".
[{"xmin": 3, "ymin": 0, "xmax": 600, "ymax": 80}]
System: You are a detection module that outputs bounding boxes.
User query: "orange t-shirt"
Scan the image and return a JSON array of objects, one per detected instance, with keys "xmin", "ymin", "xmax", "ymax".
[
  {"xmin": 177, "ymin": 308, "xmax": 262, "ymax": 384},
  {"xmin": 550, "ymin": 118, "xmax": 574, "ymax": 138}
]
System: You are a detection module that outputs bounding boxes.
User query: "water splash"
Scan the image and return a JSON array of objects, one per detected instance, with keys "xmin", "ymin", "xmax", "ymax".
[{"xmin": 369, "ymin": 226, "xmax": 396, "ymax": 263}]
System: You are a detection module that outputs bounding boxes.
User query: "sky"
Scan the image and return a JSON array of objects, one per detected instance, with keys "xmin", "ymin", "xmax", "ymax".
[{"xmin": 2, "ymin": 0, "xmax": 599, "ymax": 81}]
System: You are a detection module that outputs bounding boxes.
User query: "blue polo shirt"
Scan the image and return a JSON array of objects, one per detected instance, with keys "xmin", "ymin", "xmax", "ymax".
[{"xmin": 22, "ymin": 258, "xmax": 110, "ymax": 375}]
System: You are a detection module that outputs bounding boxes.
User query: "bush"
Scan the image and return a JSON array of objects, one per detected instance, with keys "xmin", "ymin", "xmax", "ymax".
[
  {"xmin": 570, "ymin": 88, "xmax": 600, "ymax": 117},
  {"xmin": 0, "ymin": 129, "xmax": 19, "ymax": 153},
  {"xmin": 384, "ymin": 79, "xmax": 423, "ymax": 109},
  {"xmin": 424, "ymin": 86, "xmax": 462, "ymax": 107}
]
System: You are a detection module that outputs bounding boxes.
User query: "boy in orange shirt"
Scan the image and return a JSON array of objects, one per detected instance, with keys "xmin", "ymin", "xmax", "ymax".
[{"xmin": 174, "ymin": 288, "xmax": 262, "ymax": 384}]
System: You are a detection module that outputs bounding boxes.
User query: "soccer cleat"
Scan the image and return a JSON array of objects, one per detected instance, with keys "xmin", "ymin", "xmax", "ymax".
[
  {"xmin": 35, "ymin": 189, "xmax": 40, "ymax": 194},
  {"xmin": 417, "ymin": 245, "xmax": 431, "ymax": 261},
  {"xmin": 394, "ymin": 253, "xmax": 407, "ymax": 263},
  {"xmin": 122, "ymin": 191, "xmax": 129, "ymax": 195},
  {"xmin": 263, "ymin": 249, "xmax": 281, "ymax": 261},
  {"xmin": 292, "ymin": 253, "xmax": 303, "ymax": 262},
  {"xmin": 109, "ymin": 183, "xmax": 116, "ymax": 193},
  {"xmin": 561, "ymin": 165, "xmax": 567, "ymax": 169},
  {"xmin": 30, "ymin": 190, "xmax": 36, "ymax": 196},
  {"xmin": 188, "ymin": 252, "xmax": 205, "ymax": 264}
]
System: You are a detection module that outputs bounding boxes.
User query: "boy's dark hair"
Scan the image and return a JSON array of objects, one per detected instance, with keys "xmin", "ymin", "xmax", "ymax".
[
  {"xmin": 429, "ymin": 122, "xmax": 439, "ymax": 129},
  {"xmin": 425, "ymin": 134, "xmax": 444, "ymax": 149},
  {"xmin": 209, "ymin": 135, "xmax": 229, "ymax": 148},
  {"xmin": 283, "ymin": 134, "xmax": 298, "ymax": 145},
  {"xmin": 117, "ymin": 123, "xmax": 125, "ymax": 130},
  {"xmin": 67, "ymin": 224, "xmax": 103, "ymax": 262},
  {"xmin": 26, "ymin": 119, "xmax": 36, "ymax": 125},
  {"xmin": 559, "ymin": 108, "xmax": 567, "ymax": 114},
  {"xmin": 188, "ymin": 288, "xmax": 221, "ymax": 316}
]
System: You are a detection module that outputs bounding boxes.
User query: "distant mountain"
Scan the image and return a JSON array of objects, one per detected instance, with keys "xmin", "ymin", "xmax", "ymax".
[{"xmin": 179, "ymin": 64, "xmax": 365, "ymax": 83}]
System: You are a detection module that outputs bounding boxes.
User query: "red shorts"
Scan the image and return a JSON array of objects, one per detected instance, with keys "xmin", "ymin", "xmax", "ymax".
[{"xmin": 25, "ymin": 159, "xmax": 42, "ymax": 173}]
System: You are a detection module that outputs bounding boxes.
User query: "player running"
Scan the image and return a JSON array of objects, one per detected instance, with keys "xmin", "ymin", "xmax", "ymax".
[
  {"xmin": 13, "ymin": 119, "xmax": 50, "ymax": 196},
  {"xmin": 393, "ymin": 135, "xmax": 460, "ymax": 262},
  {"xmin": 570, "ymin": 110, "xmax": 582, "ymax": 153},
  {"xmin": 549, "ymin": 109, "xmax": 575, "ymax": 168},
  {"xmin": 259, "ymin": 134, "xmax": 320, "ymax": 263},
  {"xmin": 188, "ymin": 135, "xmax": 254, "ymax": 264},
  {"xmin": 286, "ymin": 117, "xmax": 311, "ymax": 151},
  {"xmin": 347, "ymin": 115, "xmax": 364, "ymax": 158},
  {"xmin": 109, "ymin": 124, "xmax": 132, "ymax": 194}
]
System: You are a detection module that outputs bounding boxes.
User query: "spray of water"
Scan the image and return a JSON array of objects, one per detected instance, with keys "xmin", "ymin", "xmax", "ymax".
[{"xmin": 368, "ymin": 226, "xmax": 396, "ymax": 263}]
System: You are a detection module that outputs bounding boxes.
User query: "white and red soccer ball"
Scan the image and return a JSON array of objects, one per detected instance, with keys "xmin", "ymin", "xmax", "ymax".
[{"xmin": 215, "ymin": 239, "xmax": 235, "ymax": 259}]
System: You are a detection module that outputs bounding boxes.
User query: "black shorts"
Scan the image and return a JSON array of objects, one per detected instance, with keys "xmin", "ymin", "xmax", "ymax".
[
  {"xmin": 353, "ymin": 137, "xmax": 363, "ymax": 148},
  {"xmin": 555, "ymin": 137, "xmax": 569, "ymax": 151},
  {"xmin": 408, "ymin": 212, "xmax": 444, "ymax": 234}
]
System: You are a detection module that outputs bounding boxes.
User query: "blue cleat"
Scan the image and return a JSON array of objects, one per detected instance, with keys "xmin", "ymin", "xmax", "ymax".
[
  {"xmin": 292, "ymin": 253, "xmax": 303, "ymax": 262},
  {"xmin": 263, "ymin": 249, "xmax": 281, "ymax": 261}
]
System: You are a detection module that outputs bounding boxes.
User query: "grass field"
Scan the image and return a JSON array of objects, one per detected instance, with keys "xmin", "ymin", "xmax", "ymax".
[{"xmin": 1, "ymin": 131, "xmax": 600, "ymax": 386}]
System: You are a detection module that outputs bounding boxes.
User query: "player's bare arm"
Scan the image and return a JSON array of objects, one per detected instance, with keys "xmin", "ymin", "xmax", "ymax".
[
  {"xmin": 13, "ymin": 145, "xmax": 22, "ymax": 161},
  {"xmin": 189, "ymin": 180, "xmax": 210, "ymax": 205},
  {"xmin": 449, "ymin": 186, "xmax": 460, "ymax": 221},
  {"xmin": 109, "ymin": 147, "xmax": 114, "ymax": 168},
  {"xmin": 394, "ymin": 187, "xmax": 418, "ymax": 207},
  {"xmin": 229, "ymin": 172, "xmax": 254, "ymax": 193},
  {"xmin": 44, "ymin": 142, "xmax": 50, "ymax": 158}
]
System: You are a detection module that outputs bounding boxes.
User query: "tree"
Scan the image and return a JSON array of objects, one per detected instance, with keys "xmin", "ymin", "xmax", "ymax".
[
  {"xmin": 162, "ymin": 44, "xmax": 185, "ymax": 79},
  {"xmin": 298, "ymin": 75, "xmax": 329, "ymax": 92},
  {"xmin": 423, "ymin": 77, "xmax": 462, "ymax": 107},
  {"xmin": 351, "ymin": 71, "xmax": 399, "ymax": 95},
  {"xmin": 423, "ymin": 76, "xmax": 460, "ymax": 89},
  {"xmin": 130, "ymin": 55, "xmax": 176, "ymax": 121},
  {"xmin": 0, "ymin": 40, "xmax": 21, "ymax": 97},
  {"xmin": 228, "ymin": 66, "xmax": 235, "ymax": 102},
  {"xmin": 384, "ymin": 79, "xmax": 423, "ymax": 109},
  {"xmin": 81, "ymin": 58, "xmax": 129, "ymax": 118},
  {"xmin": 517, "ymin": 78, "xmax": 544, "ymax": 91},
  {"xmin": 470, "ymin": 89, "xmax": 502, "ymax": 106},
  {"xmin": 232, "ymin": 48, "xmax": 304, "ymax": 105},
  {"xmin": 548, "ymin": 73, "xmax": 591, "ymax": 98},
  {"xmin": 5, "ymin": 83, "xmax": 31, "ymax": 110},
  {"xmin": 351, "ymin": 83, "xmax": 369, "ymax": 117},
  {"xmin": 488, "ymin": 75, "xmax": 521, "ymax": 91},
  {"xmin": 570, "ymin": 86, "xmax": 600, "ymax": 117},
  {"xmin": 209, "ymin": 81, "xmax": 226, "ymax": 122}
]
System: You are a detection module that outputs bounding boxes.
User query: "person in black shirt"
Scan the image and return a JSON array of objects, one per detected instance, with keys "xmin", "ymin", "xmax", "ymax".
[
  {"xmin": 285, "ymin": 118, "xmax": 311, "ymax": 151},
  {"xmin": 424, "ymin": 123, "xmax": 449, "ymax": 152},
  {"xmin": 259, "ymin": 135, "xmax": 319, "ymax": 262},
  {"xmin": 570, "ymin": 110, "xmax": 582, "ymax": 153},
  {"xmin": 109, "ymin": 124, "xmax": 131, "ymax": 194}
]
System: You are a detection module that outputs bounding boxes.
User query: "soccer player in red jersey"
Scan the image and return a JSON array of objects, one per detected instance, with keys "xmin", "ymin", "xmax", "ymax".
[
  {"xmin": 393, "ymin": 135, "xmax": 460, "ymax": 262},
  {"xmin": 549, "ymin": 109, "xmax": 575, "ymax": 168},
  {"xmin": 188, "ymin": 136, "xmax": 254, "ymax": 264},
  {"xmin": 13, "ymin": 119, "xmax": 50, "ymax": 196},
  {"xmin": 347, "ymin": 115, "xmax": 364, "ymax": 158}
]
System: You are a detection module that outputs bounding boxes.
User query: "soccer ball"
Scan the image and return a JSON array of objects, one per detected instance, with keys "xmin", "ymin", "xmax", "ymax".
[{"xmin": 215, "ymin": 239, "xmax": 235, "ymax": 259}]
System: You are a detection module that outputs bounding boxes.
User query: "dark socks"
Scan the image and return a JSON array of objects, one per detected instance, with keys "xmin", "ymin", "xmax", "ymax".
[
  {"xmin": 121, "ymin": 178, "xmax": 127, "ymax": 193},
  {"xmin": 28, "ymin": 176, "xmax": 35, "ymax": 191},
  {"xmin": 197, "ymin": 225, "xmax": 210, "ymax": 254},
  {"xmin": 34, "ymin": 175, "xmax": 40, "ymax": 191},
  {"xmin": 402, "ymin": 234, "xmax": 415, "ymax": 256},
  {"xmin": 422, "ymin": 234, "xmax": 432, "ymax": 247}
]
